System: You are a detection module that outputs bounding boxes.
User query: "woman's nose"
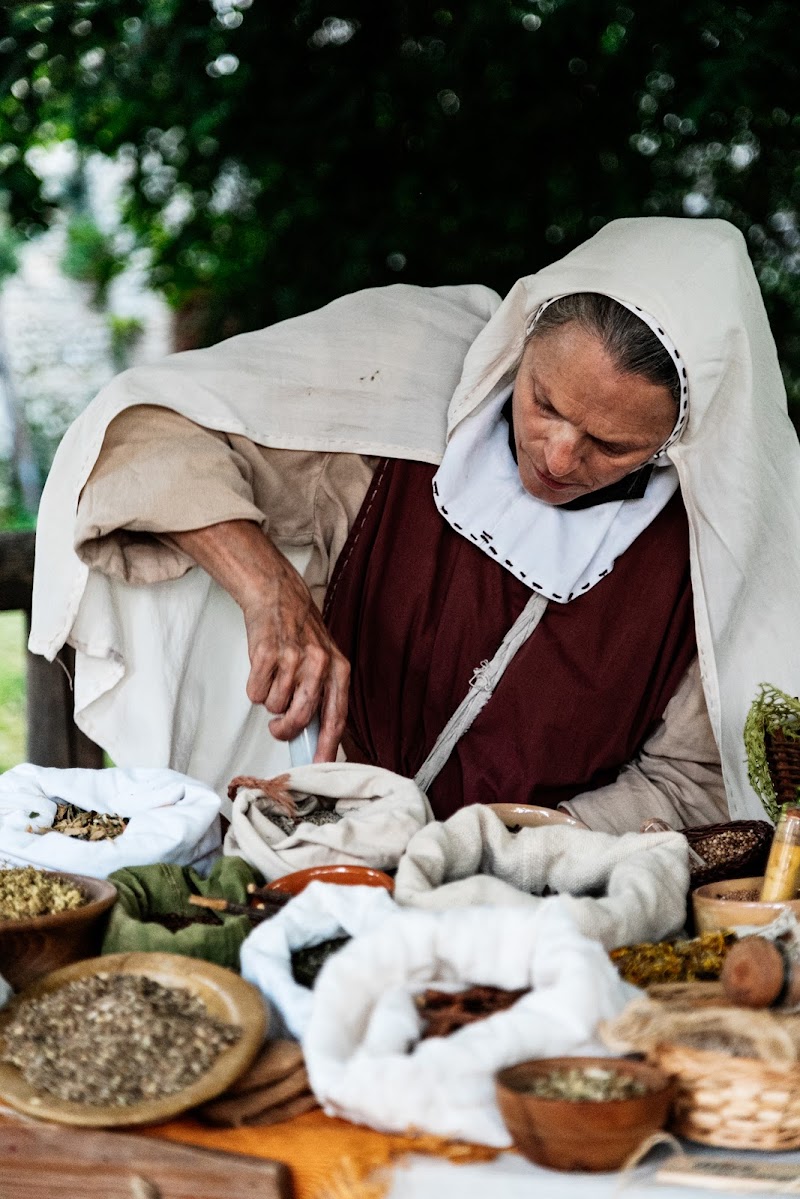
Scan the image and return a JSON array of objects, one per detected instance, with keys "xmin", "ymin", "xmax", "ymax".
[{"xmin": 544, "ymin": 431, "xmax": 581, "ymax": 478}]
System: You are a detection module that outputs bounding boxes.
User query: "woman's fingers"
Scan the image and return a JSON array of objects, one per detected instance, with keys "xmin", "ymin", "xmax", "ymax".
[{"xmin": 315, "ymin": 654, "xmax": 350, "ymax": 762}]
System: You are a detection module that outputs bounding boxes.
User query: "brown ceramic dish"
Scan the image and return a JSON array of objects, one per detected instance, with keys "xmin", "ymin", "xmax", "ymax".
[
  {"xmin": 0, "ymin": 952, "xmax": 266, "ymax": 1126},
  {"xmin": 692, "ymin": 875, "xmax": 800, "ymax": 934},
  {"xmin": 489, "ymin": 804, "xmax": 588, "ymax": 831},
  {"xmin": 0, "ymin": 870, "xmax": 118, "ymax": 991},
  {"xmin": 495, "ymin": 1056, "xmax": 675, "ymax": 1172},
  {"xmin": 265, "ymin": 864, "xmax": 395, "ymax": 897}
]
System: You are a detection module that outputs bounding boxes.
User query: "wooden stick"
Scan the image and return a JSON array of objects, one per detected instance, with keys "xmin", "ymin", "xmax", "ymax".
[{"xmin": 188, "ymin": 895, "xmax": 278, "ymax": 923}]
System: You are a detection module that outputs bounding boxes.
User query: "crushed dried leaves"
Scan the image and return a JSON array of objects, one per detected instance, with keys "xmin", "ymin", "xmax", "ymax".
[
  {"xmin": 30, "ymin": 803, "xmax": 129, "ymax": 842},
  {"xmin": 522, "ymin": 1066, "xmax": 648, "ymax": 1102},
  {"xmin": 0, "ymin": 866, "xmax": 86, "ymax": 920},
  {"xmin": 0, "ymin": 973, "xmax": 241, "ymax": 1105},
  {"xmin": 610, "ymin": 931, "xmax": 736, "ymax": 988},
  {"xmin": 291, "ymin": 936, "xmax": 351, "ymax": 988},
  {"xmin": 270, "ymin": 809, "xmax": 343, "ymax": 837}
]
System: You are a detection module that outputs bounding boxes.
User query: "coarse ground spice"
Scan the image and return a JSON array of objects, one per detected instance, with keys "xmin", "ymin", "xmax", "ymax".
[
  {"xmin": 0, "ymin": 973, "xmax": 241, "ymax": 1105},
  {"xmin": 0, "ymin": 866, "xmax": 86, "ymax": 920},
  {"xmin": 270, "ymin": 809, "xmax": 343, "ymax": 837}
]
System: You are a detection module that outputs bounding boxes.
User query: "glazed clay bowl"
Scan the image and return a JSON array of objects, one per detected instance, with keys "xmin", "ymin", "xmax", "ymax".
[
  {"xmin": 692, "ymin": 875, "xmax": 800, "ymax": 934},
  {"xmin": 495, "ymin": 1056, "xmax": 675, "ymax": 1173},
  {"xmin": 0, "ymin": 870, "xmax": 118, "ymax": 991},
  {"xmin": 265, "ymin": 864, "xmax": 395, "ymax": 897},
  {"xmin": 489, "ymin": 804, "xmax": 588, "ymax": 831}
]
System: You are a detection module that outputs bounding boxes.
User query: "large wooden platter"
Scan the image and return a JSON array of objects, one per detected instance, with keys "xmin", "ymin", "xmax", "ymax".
[{"xmin": 0, "ymin": 952, "xmax": 266, "ymax": 1127}]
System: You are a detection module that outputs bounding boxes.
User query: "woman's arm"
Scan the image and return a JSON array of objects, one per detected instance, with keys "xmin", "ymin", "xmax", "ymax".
[
  {"xmin": 560, "ymin": 658, "xmax": 729, "ymax": 833},
  {"xmin": 170, "ymin": 520, "xmax": 349, "ymax": 762}
]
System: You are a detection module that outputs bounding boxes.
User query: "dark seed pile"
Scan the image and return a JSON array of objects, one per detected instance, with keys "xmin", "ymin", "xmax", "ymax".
[
  {"xmin": 291, "ymin": 936, "xmax": 351, "ymax": 988},
  {"xmin": 1, "ymin": 973, "xmax": 241, "ymax": 1105},
  {"xmin": 145, "ymin": 909, "xmax": 222, "ymax": 932},
  {"xmin": 270, "ymin": 809, "xmax": 343, "ymax": 838}
]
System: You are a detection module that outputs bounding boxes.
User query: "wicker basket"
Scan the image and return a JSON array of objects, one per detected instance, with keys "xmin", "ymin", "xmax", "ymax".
[
  {"xmin": 684, "ymin": 820, "xmax": 774, "ymax": 890},
  {"xmin": 649, "ymin": 1041, "xmax": 800, "ymax": 1150},
  {"xmin": 766, "ymin": 729, "xmax": 800, "ymax": 809}
]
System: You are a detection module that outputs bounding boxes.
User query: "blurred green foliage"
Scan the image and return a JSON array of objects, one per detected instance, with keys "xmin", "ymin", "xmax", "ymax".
[
  {"xmin": 0, "ymin": 1, "xmax": 798, "ymax": 402},
  {"xmin": 60, "ymin": 212, "xmax": 127, "ymax": 307}
]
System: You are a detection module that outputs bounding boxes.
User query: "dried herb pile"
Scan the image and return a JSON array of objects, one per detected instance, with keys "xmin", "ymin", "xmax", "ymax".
[
  {"xmin": 610, "ymin": 932, "xmax": 735, "ymax": 988},
  {"xmin": 1, "ymin": 973, "xmax": 241, "ymax": 1105},
  {"xmin": 0, "ymin": 866, "xmax": 86, "ymax": 921},
  {"xmin": 30, "ymin": 803, "xmax": 129, "ymax": 842},
  {"xmin": 522, "ymin": 1066, "xmax": 648, "ymax": 1102}
]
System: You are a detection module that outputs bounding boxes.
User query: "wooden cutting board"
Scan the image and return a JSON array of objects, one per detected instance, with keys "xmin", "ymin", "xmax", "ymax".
[{"xmin": 0, "ymin": 1116, "xmax": 292, "ymax": 1199}]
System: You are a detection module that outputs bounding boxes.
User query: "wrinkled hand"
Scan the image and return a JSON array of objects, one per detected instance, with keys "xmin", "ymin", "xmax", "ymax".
[{"xmin": 241, "ymin": 548, "xmax": 350, "ymax": 763}]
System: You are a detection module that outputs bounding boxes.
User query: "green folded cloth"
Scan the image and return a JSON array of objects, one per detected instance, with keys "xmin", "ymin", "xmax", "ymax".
[{"xmin": 102, "ymin": 857, "xmax": 262, "ymax": 970}]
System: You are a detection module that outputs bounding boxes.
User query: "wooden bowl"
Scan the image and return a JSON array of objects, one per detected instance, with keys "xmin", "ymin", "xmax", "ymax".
[
  {"xmin": 692, "ymin": 875, "xmax": 800, "ymax": 934},
  {"xmin": 265, "ymin": 864, "xmax": 395, "ymax": 897},
  {"xmin": 489, "ymin": 804, "xmax": 588, "ymax": 831},
  {"xmin": 495, "ymin": 1056, "xmax": 675, "ymax": 1172},
  {"xmin": 0, "ymin": 871, "xmax": 118, "ymax": 991},
  {"xmin": 0, "ymin": 952, "xmax": 266, "ymax": 1126}
]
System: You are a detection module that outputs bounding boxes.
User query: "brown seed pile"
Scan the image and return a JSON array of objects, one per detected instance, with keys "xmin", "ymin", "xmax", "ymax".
[
  {"xmin": 30, "ymin": 803, "xmax": 129, "ymax": 842},
  {"xmin": 0, "ymin": 866, "xmax": 86, "ymax": 921},
  {"xmin": 522, "ymin": 1066, "xmax": 648, "ymax": 1102},
  {"xmin": 1, "ymin": 973, "xmax": 241, "ymax": 1105},
  {"xmin": 718, "ymin": 887, "xmax": 761, "ymax": 902},
  {"xmin": 691, "ymin": 828, "xmax": 760, "ymax": 871},
  {"xmin": 270, "ymin": 809, "xmax": 343, "ymax": 837}
]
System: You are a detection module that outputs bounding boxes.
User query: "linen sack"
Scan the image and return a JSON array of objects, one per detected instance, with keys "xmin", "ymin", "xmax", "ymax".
[
  {"xmin": 224, "ymin": 763, "xmax": 431, "ymax": 880},
  {"xmin": 393, "ymin": 806, "xmax": 689, "ymax": 947},
  {"xmin": 303, "ymin": 900, "xmax": 637, "ymax": 1146},
  {"xmin": 0, "ymin": 764, "xmax": 221, "ymax": 877},
  {"xmin": 240, "ymin": 881, "xmax": 397, "ymax": 1039},
  {"xmin": 102, "ymin": 857, "xmax": 260, "ymax": 970}
]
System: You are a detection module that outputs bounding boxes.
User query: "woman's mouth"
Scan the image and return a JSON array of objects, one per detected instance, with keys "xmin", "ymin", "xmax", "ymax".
[{"xmin": 534, "ymin": 466, "xmax": 579, "ymax": 492}]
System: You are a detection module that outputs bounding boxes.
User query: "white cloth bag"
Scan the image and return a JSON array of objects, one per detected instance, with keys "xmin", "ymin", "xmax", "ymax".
[
  {"xmin": 0, "ymin": 764, "xmax": 222, "ymax": 877},
  {"xmin": 393, "ymin": 806, "xmax": 689, "ymax": 948},
  {"xmin": 303, "ymin": 900, "xmax": 636, "ymax": 1146},
  {"xmin": 224, "ymin": 763, "xmax": 432, "ymax": 880},
  {"xmin": 240, "ymin": 881, "xmax": 397, "ymax": 1039}
]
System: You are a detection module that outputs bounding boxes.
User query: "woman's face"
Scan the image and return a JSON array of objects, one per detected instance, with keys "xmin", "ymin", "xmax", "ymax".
[{"xmin": 512, "ymin": 321, "xmax": 677, "ymax": 506}]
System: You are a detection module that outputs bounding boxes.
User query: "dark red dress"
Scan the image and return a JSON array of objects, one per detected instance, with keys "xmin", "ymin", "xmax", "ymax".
[{"xmin": 324, "ymin": 458, "xmax": 696, "ymax": 821}]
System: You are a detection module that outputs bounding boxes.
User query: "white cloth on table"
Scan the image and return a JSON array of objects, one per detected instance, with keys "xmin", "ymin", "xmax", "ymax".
[
  {"xmin": 303, "ymin": 900, "xmax": 636, "ymax": 1146},
  {"xmin": 239, "ymin": 881, "xmax": 397, "ymax": 1040},
  {"xmin": 393, "ymin": 807, "xmax": 689, "ymax": 948},
  {"xmin": 0, "ymin": 764, "xmax": 221, "ymax": 877},
  {"xmin": 224, "ymin": 763, "xmax": 432, "ymax": 879}
]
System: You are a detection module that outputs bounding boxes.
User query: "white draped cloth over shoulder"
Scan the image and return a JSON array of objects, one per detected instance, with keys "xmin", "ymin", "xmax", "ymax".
[{"xmin": 30, "ymin": 218, "xmax": 800, "ymax": 818}]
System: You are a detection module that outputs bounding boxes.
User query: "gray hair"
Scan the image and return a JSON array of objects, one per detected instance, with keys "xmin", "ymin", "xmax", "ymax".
[{"xmin": 527, "ymin": 293, "xmax": 680, "ymax": 405}]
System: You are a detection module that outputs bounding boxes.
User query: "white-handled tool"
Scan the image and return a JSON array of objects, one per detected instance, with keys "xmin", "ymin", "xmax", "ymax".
[{"xmin": 288, "ymin": 713, "xmax": 320, "ymax": 767}]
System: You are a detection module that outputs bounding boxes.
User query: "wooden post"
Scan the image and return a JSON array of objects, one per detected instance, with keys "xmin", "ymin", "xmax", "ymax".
[{"xmin": 0, "ymin": 529, "xmax": 103, "ymax": 769}]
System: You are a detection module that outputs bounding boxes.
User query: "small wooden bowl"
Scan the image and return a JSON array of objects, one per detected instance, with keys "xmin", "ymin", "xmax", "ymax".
[
  {"xmin": 265, "ymin": 864, "xmax": 395, "ymax": 897},
  {"xmin": 0, "ymin": 871, "xmax": 118, "ymax": 991},
  {"xmin": 692, "ymin": 875, "xmax": 800, "ymax": 934},
  {"xmin": 0, "ymin": 952, "xmax": 266, "ymax": 1127},
  {"xmin": 495, "ymin": 1056, "xmax": 675, "ymax": 1172}
]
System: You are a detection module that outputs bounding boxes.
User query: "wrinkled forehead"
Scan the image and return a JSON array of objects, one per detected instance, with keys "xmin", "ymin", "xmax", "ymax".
[{"xmin": 527, "ymin": 293, "xmax": 689, "ymax": 459}]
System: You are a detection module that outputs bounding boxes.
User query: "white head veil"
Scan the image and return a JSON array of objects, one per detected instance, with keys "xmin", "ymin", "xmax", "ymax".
[
  {"xmin": 444, "ymin": 217, "xmax": 800, "ymax": 819},
  {"xmin": 31, "ymin": 217, "xmax": 800, "ymax": 818}
]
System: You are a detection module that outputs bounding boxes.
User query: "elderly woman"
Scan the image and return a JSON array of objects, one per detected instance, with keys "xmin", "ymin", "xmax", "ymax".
[{"xmin": 30, "ymin": 217, "xmax": 799, "ymax": 830}]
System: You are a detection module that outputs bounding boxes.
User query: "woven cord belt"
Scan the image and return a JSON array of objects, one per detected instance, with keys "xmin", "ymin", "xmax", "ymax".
[{"xmin": 413, "ymin": 592, "xmax": 549, "ymax": 794}]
